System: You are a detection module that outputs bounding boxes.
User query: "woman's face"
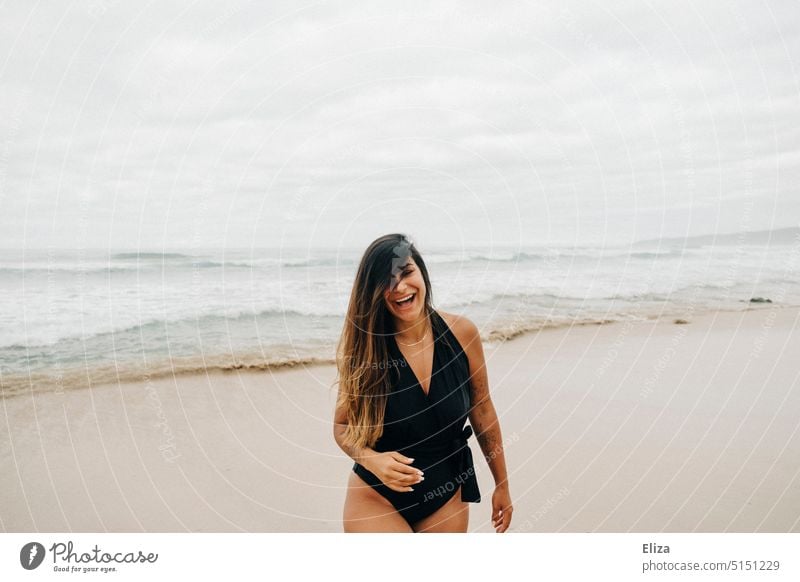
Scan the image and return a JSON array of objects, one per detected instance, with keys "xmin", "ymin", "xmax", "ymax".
[{"xmin": 384, "ymin": 257, "xmax": 426, "ymax": 321}]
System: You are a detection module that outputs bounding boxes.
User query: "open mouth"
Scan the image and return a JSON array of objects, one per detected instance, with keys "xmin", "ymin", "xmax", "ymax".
[{"xmin": 393, "ymin": 293, "xmax": 416, "ymax": 309}]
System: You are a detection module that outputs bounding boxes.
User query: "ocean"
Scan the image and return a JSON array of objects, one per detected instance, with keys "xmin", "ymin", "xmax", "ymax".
[{"xmin": 1, "ymin": 229, "xmax": 798, "ymax": 397}]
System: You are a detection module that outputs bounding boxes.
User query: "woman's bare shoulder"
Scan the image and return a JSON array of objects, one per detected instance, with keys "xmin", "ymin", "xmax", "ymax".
[{"xmin": 437, "ymin": 310, "xmax": 479, "ymax": 349}]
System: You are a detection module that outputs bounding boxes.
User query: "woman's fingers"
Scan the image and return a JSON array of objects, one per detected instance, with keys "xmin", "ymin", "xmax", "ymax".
[
  {"xmin": 389, "ymin": 452, "xmax": 424, "ymax": 474},
  {"xmin": 492, "ymin": 507, "xmax": 513, "ymax": 532},
  {"xmin": 379, "ymin": 452, "xmax": 424, "ymax": 492},
  {"xmin": 384, "ymin": 474, "xmax": 416, "ymax": 492},
  {"xmin": 389, "ymin": 469, "xmax": 424, "ymax": 484},
  {"xmin": 389, "ymin": 452, "xmax": 415, "ymax": 465},
  {"xmin": 391, "ymin": 460, "xmax": 423, "ymax": 475},
  {"xmin": 382, "ymin": 469, "xmax": 423, "ymax": 492},
  {"xmin": 385, "ymin": 482, "xmax": 415, "ymax": 492}
]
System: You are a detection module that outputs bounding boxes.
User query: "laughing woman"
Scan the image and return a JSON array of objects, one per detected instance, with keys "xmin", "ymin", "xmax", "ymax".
[{"xmin": 333, "ymin": 233, "xmax": 513, "ymax": 533}]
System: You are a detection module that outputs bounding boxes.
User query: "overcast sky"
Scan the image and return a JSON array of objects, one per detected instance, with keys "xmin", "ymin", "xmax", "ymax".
[{"xmin": 1, "ymin": 0, "xmax": 798, "ymax": 251}]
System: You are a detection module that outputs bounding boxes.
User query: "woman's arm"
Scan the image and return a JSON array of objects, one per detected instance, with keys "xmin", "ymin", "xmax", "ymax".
[
  {"xmin": 333, "ymin": 398, "xmax": 377, "ymax": 468},
  {"xmin": 333, "ymin": 391, "xmax": 422, "ymax": 493},
  {"xmin": 457, "ymin": 315, "xmax": 513, "ymax": 532},
  {"xmin": 460, "ymin": 317, "xmax": 509, "ymax": 485}
]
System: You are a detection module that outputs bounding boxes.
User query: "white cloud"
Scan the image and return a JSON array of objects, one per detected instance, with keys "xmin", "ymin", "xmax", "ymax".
[{"xmin": 1, "ymin": 0, "xmax": 798, "ymax": 250}]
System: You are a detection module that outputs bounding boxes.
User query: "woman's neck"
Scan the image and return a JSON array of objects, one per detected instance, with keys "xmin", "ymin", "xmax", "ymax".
[{"xmin": 393, "ymin": 310, "xmax": 432, "ymax": 344}]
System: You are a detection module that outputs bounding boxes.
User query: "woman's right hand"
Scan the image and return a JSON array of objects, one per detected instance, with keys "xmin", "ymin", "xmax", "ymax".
[{"xmin": 363, "ymin": 451, "xmax": 424, "ymax": 493}]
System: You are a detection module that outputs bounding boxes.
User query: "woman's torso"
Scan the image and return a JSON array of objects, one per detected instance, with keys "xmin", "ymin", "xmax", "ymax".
[{"xmin": 371, "ymin": 309, "xmax": 472, "ymax": 459}]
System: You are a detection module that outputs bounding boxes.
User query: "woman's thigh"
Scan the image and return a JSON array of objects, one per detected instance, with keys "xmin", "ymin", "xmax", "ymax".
[
  {"xmin": 412, "ymin": 486, "xmax": 469, "ymax": 533},
  {"xmin": 343, "ymin": 471, "xmax": 413, "ymax": 533}
]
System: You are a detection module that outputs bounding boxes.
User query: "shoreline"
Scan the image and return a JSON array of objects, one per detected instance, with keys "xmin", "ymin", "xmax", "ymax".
[{"xmin": 0, "ymin": 301, "xmax": 789, "ymax": 400}]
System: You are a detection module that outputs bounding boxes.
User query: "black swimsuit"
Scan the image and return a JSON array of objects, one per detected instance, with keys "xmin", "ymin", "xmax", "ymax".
[{"xmin": 352, "ymin": 309, "xmax": 481, "ymax": 526}]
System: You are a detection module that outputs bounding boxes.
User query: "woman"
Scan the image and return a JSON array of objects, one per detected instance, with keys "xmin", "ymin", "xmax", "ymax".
[{"xmin": 333, "ymin": 233, "xmax": 513, "ymax": 532}]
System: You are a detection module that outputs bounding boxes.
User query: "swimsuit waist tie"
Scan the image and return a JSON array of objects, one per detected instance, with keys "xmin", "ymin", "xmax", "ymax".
[{"xmin": 454, "ymin": 425, "xmax": 481, "ymax": 503}]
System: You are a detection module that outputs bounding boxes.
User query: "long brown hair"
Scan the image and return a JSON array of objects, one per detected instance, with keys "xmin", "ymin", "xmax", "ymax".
[{"xmin": 334, "ymin": 233, "xmax": 435, "ymax": 450}]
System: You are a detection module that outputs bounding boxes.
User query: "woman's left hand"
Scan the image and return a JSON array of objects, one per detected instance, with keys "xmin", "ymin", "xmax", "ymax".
[{"xmin": 491, "ymin": 483, "xmax": 513, "ymax": 533}]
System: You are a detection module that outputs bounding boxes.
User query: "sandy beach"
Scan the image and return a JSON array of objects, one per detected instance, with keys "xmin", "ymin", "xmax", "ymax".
[{"xmin": 1, "ymin": 304, "xmax": 798, "ymax": 533}]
